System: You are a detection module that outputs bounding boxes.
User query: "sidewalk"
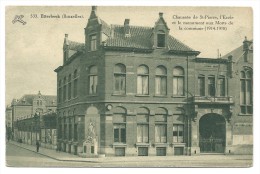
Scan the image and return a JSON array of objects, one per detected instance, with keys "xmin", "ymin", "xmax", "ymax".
[{"xmin": 8, "ymin": 141, "xmax": 252, "ymax": 163}]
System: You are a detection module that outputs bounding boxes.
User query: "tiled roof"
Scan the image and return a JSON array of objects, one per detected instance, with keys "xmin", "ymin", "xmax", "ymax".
[
  {"xmin": 105, "ymin": 25, "xmax": 153, "ymax": 49},
  {"xmin": 68, "ymin": 40, "xmax": 85, "ymax": 52},
  {"xmin": 100, "ymin": 19, "xmax": 111, "ymax": 36},
  {"xmin": 104, "ymin": 25, "xmax": 196, "ymax": 53},
  {"xmin": 15, "ymin": 94, "xmax": 57, "ymax": 106}
]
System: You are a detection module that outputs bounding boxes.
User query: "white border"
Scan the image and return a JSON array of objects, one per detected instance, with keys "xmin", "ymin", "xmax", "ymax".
[{"xmin": 1, "ymin": 1, "xmax": 259, "ymax": 174}]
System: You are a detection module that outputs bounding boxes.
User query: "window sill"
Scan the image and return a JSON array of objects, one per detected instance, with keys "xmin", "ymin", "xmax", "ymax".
[
  {"xmin": 238, "ymin": 113, "xmax": 253, "ymax": 116},
  {"xmin": 135, "ymin": 94, "xmax": 150, "ymax": 97},
  {"xmin": 112, "ymin": 143, "xmax": 127, "ymax": 147},
  {"xmin": 154, "ymin": 143, "xmax": 168, "ymax": 147},
  {"xmin": 135, "ymin": 143, "xmax": 150, "ymax": 147},
  {"xmin": 87, "ymin": 94, "xmax": 98, "ymax": 97},
  {"xmin": 112, "ymin": 93, "xmax": 126, "ymax": 97},
  {"xmin": 171, "ymin": 142, "xmax": 186, "ymax": 147},
  {"xmin": 172, "ymin": 95, "xmax": 186, "ymax": 98},
  {"xmin": 154, "ymin": 95, "xmax": 168, "ymax": 98}
]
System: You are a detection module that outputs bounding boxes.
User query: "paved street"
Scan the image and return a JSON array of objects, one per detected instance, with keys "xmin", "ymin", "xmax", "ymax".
[{"xmin": 6, "ymin": 142, "xmax": 253, "ymax": 167}]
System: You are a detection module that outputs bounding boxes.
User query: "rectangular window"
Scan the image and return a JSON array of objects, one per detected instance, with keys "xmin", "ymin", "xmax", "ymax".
[
  {"xmin": 198, "ymin": 76, "xmax": 205, "ymax": 96},
  {"xmin": 174, "ymin": 147, "xmax": 184, "ymax": 155},
  {"xmin": 208, "ymin": 77, "xmax": 215, "ymax": 96},
  {"xmin": 63, "ymin": 85, "xmax": 67, "ymax": 101},
  {"xmin": 138, "ymin": 147, "xmax": 148, "ymax": 156},
  {"xmin": 137, "ymin": 76, "xmax": 149, "ymax": 95},
  {"xmin": 64, "ymin": 124, "xmax": 67, "ymax": 139},
  {"xmin": 155, "ymin": 124, "xmax": 167, "ymax": 143},
  {"xmin": 69, "ymin": 124, "xmax": 72, "ymax": 140},
  {"xmin": 89, "ymin": 75, "xmax": 98, "ymax": 94},
  {"xmin": 90, "ymin": 35, "xmax": 97, "ymax": 51},
  {"xmin": 218, "ymin": 78, "xmax": 225, "ymax": 96},
  {"xmin": 114, "ymin": 75, "xmax": 126, "ymax": 94},
  {"xmin": 115, "ymin": 147, "xmax": 125, "ymax": 156},
  {"xmin": 114, "ymin": 124, "xmax": 126, "ymax": 143},
  {"xmin": 173, "ymin": 124, "xmax": 184, "ymax": 143},
  {"xmin": 137, "ymin": 124, "xmax": 149, "ymax": 143},
  {"xmin": 155, "ymin": 77, "xmax": 167, "ymax": 95},
  {"xmin": 157, "ymin": 34, "xmax": 165, "ymax": 47}
]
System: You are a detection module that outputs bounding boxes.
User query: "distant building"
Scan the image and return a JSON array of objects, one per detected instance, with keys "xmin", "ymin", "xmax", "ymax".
[
  {"xmin": 55, "ymin": 7, "xmax": 253, "ymax": 157},
  {"xmin": 14, "ymin": 111, "xmax": 57, "ymax": 149}
]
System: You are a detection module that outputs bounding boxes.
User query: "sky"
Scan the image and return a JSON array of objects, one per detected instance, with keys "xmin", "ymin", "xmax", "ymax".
[{"xmin": 5, "ymin": 6, "xmax": 253, "ymax": 105}]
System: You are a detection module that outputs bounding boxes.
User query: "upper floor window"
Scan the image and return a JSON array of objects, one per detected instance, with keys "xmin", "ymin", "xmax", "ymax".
[
  {"xmin": 208, "ymin": 76, "xmax": 215, "ymax": 97},
  {"xmin": 73, "ymin": 69, "xmax": 78, "ymax": 98},
  {"xmin": 173, "ymin": 67, "xmax": 184, "ymax": 96},
  {"xmin": 217, "ymin": 76, "xmax": 225, "ymax": 97},
  {"xmin": 157, "ymin": 30, "xmax": 165, "ymax": 47},
  {"xmin": 155, "ymin": 66, "xmax": 167, "ymax": 96},
  {"xmin": 240, "ymin": 70, "xmax": 253, "ymax": 114},
  {"xmin": 68, "ymin": 74, "xmax": 72, "ymax": 100},
  {"xmin": 63, "ymin": 77, "xmax": 67, "ymax": 102},
  {"xmin": 198, "ymin": 75, "xmax": 205, "ymax": 96},
  {"xmin": 114, "ymin": 64, "xmax": 126, "ymax": 94},
  {"xmin": 137, "ymin": 65, "xmax": 149, "ymax": 95},
  {"xmin": 90, "ymin": 34, "xmax": 97, "ymax": 51},
  {"xmin": 89, "ymin": 66, "xmax": 98, "ymax": 95},
  {"xmin": 58, "ymin": 80, "xmax": 62, "ymax": 103}
]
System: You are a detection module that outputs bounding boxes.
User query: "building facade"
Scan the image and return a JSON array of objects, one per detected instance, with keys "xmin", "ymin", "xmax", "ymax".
[
  {"xmin": 8, "ymin": 91, "xmax": 57, "ymax": 138},
  {"xmin": 55, "ymin": 7, "xmax": 253, "ymax": 157}
]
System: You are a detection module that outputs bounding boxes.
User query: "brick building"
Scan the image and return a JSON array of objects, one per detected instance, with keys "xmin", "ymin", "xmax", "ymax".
[
  {"xmin": 9, "ymin": 91, "xmax": 57, "ymax": 134},
  {"xmin": 55, "ymin": 7, "xmax": 253, "ymax": 157}
]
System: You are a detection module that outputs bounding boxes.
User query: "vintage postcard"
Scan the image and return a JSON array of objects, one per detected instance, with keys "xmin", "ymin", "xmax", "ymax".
[{"xmin": 4, "ymin": 5, "xmax": 255, "ymax": 169}]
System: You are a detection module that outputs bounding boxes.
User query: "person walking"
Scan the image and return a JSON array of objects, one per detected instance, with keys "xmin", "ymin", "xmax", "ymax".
[{"xmin": 36, "ymin": 140, "xmax": 40, "ymax": 152}]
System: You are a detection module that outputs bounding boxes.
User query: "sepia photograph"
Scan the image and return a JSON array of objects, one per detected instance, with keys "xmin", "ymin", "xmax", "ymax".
[{"xmin": 3, "ymin": 4, "xmax": 258, "ymax": 170}]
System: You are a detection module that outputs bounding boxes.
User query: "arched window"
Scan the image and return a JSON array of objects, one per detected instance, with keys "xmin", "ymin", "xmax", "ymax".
[
  {"xmin": 173, "ymin": 67, "xmax": 184, "ymax": 96},
  {"xmin": 113, "ymin": 107, "xmax": 126, "ymax": 143},
  {"xmin": 137, "ymin": 65, "xmax": 149, "ymax": 95},
  {"xmin": 155, "ymin": 108, "xmax": 167, "ymax": 143},
  {"xmin": 114, "ymin": 64, "xmax": 126, "ymax": 94},
  {"xmin": 63, "ymin": 77, "xmax": 67, "ymax": 102},
  {"xmin": 155, "ymin": 66, "xmax": 167, "ymax": 95},
  {"xmin": 89, "ymin": 66, "xmax": 98, "ymax": 94},
  {"xmin": 73, "ymin": 69, "xmax": 78, "ymax": 98},
  {"xmin": 137, "ymin": 107, "xmax": 149, "ymax": 143},
  {"xmin": 240, "ymin": 69, "xmax": 253, "ymax": 114},
  {"xmin": 68, "ymin": 74, "xmax": 72, "ymax": 100}
]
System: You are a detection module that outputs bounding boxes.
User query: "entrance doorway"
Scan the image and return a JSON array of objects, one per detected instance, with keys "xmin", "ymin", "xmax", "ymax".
[{"xmin": 199, "ymin": 114, "xmax": 226, "ymax": 153}]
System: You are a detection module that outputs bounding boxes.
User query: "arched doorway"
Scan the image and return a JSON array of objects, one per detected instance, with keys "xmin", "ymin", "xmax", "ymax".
[{"xmin": 199, "ymin": 114, "xmax": 226, "ymax": 153}]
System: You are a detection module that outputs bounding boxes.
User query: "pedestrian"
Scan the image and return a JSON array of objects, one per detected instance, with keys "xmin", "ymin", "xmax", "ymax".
[{"xmin": 36, "ymin": 140, "xmax": 40, "ymax": 152}]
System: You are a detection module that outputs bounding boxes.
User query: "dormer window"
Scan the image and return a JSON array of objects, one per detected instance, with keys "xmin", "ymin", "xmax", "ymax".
[
  {"xmin": 90, "ymin": 34, "xmax": 97, "ymax": 51},
  {"xmin": 157, "ymin": 31, "xmax": 165, "ymax": 48}
]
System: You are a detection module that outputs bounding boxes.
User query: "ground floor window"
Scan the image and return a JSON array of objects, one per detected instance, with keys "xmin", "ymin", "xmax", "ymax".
[
  {"xmin": 156, "ymin": 147, "xmax": 166, "ymax": 156},
  {"xmin": 173, "ymin": 124, "xmax": 184, "ymax": 143},
  {"xmin": 115, "ymin": 147, "xmax": 125, "ymax": 156},
  {"xmin": 137, "ymin": 124, "xmax": 149, "ymax": 143},
  {"xmin": 114, "ymin": 124, "xmax": 126, "ymax": 143},
  {"xmin": 138, "ymin": 147, "xmax": 148, "ymax": 156},
  {"xmin": 155, "ymin": 124, "xmax": 167, "ymax": 143}
]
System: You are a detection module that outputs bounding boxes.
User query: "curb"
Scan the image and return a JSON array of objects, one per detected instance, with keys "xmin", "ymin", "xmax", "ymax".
[{"xmin": 9, "ymin": 142, "xmax": 100, "ymax": 163}]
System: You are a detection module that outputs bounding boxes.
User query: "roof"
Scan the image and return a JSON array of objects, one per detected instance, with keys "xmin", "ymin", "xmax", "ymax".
[
  {"xmin": 14, "ymin": 94, "xmax": 57, "ymax": 106},
  {"xmin": 68, "ymin": 40, "xmax": 85, "ymax": 52},
  {"xmin": 104, "ymin": 24, "xmax": 197, "ymax": 53},
  {"xmin": 222, "ymin": 40, "xmax": 253, "ymax": 62}
]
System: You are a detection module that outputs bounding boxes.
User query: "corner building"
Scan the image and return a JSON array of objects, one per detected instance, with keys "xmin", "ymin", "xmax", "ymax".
[{"xmin": 55, "ymin": 7, "xmax": 253, "ymax": 157}]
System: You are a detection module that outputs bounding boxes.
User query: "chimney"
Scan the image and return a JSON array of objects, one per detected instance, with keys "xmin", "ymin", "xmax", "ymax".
[
  {"xmin": 124, "ymin": 19, "xmax": 130, "ymax": 37},
  {"xmin": 159, "ymin": 12, "xmax": 163, "ymax": 18},
  {"xmin": 64, "ymin": 34, "xmax": 69, "ymax": 46},
  {"xmin": 92, "ymin": 6, "xmax": 97, "ymax": 12},
  {"xmin": 243, "ymin": 36, "xmax": 249, "ymax": 51}
]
